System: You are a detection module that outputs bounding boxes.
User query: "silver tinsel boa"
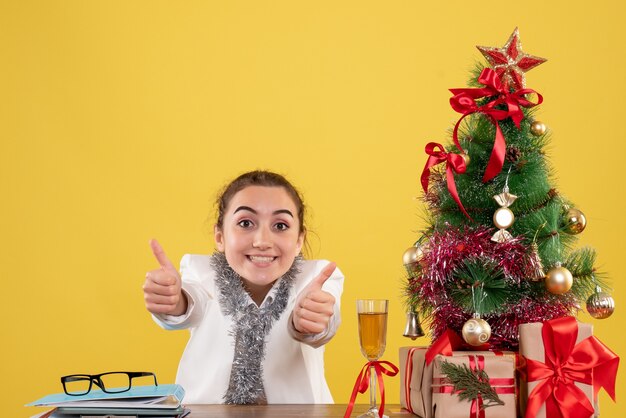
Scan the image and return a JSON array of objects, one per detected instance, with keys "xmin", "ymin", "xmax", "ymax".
[{"xmin": 211, "ymin": 252, "xmax": 301, "ymax": 404}]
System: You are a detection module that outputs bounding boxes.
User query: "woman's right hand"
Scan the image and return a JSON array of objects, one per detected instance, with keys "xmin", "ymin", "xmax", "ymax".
[{"xmin": 143, "ymin": 239, "xmax": 187, "ymax": 316}]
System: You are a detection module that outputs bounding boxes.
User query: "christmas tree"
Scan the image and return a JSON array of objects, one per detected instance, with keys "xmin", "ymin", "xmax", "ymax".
[{"xmin": 403, "ymin": 28, "xmax": 615, "ymax": 350}]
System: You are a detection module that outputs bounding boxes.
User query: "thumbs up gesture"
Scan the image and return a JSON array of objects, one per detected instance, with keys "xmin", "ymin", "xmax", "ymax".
[
  {"xmin": 143, "ymin": 239, "xmax": 187, "ymax": 316},
  {"xmin": 292, "ymin": 262, "xmax": 337, "ymax": 334}
]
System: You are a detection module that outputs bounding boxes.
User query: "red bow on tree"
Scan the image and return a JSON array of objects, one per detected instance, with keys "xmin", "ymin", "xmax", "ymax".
[
  {"xmin": 421, "ymin": 142, "xmax": 471, "ymax": 219},
  {"xmin": 449, "ymin": 68, "xmax": 542, "ymax": 182},
  {"xmin": 524, "ymin": 317, "xmax": 619, "ymax": 418}
]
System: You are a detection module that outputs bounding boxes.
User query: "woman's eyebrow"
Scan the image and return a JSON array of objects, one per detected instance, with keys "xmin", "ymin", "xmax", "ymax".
[
  {"xmin": 273, "ymin": 209, "xmax": 294, "ymax": 218},
  {"xmin": 233, "ymin": 206, "xmax": 294, "ymax": 218},
  {"xmin": 234, "ymin": 206, "xmax": 256, "ymax": 214}
]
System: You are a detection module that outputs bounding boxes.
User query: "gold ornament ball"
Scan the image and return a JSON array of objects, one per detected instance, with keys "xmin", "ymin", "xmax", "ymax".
[
  {"xmin": 461, "ymin": 317, "xmax": 491, "ymax": 346},
  {"xmin": 586, "ymin": 291, "xmax": 615, "ymax": 319},
  {"xmin": 403, "ymin": 246, "xmax": 424, "ymax": 274},
  {"xmin": 493, "ymin": 207, "xmax": 515, "ymax": 229},
  {"xmin": 530, "ymin": 121, "xmax": 547, "ymax": 136},
  {"xmin": 563, "ymin": 208, "xmax": 587, "ymax": 234},
  {"xmin": 545, "ymin": 265, "xmax": 573, "ymax": 294},
  {"xmin": 460, "ymin": 153, "xmax": 471, "ymax": 167}
]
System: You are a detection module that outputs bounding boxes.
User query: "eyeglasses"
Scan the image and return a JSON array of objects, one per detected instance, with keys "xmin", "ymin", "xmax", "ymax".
[{"xmin": 61, "ymin": 371, "xmax": 158, "ymax": 396}]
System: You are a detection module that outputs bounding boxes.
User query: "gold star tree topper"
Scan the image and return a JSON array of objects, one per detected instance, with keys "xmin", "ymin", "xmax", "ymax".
[{"xmin": 477, "ymin": 28, "xmax": 546, "ymax": 90}]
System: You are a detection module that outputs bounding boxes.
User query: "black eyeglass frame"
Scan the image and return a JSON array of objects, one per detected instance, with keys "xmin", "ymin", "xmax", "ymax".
[{"xmin": 61, "ymin": 371, "xmax": 158, "ymax": 396}]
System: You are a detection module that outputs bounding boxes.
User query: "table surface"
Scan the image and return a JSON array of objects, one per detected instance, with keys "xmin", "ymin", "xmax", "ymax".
[{"xmin": 185, "ymin": 404, "xmax": 411, "ymax": 417}]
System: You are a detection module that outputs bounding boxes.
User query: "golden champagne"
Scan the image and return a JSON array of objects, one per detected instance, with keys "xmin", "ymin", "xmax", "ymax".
[{"xmin": 358, "ymin": 312, "xmax": 388, "ymax": 360}]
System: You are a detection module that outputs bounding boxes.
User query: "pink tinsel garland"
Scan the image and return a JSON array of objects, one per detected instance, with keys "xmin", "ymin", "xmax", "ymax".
[{"xmin": 413, "ymin": 225, "xmax": 575, "ymax": 350}]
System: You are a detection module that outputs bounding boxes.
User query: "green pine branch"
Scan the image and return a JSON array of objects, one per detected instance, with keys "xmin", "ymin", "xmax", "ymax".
[
  {"xmin": 565, "ymin": 247, "xmax": 605, "ymax": 297},
  {"xmin": 448, "ymin": 258, "xmax": 513, "ymax": 315},
  {"xmin": 439, "ymin": 360, "xmax": 505, "ymax": 409}
]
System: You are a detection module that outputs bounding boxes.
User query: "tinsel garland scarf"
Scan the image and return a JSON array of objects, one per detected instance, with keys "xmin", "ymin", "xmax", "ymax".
[
  {"xmin": 211, "ymin": 252, "xmax": 300, "ymax": 404},
  {"xmin": 407, "ymin": 226, "xmax": 573, "ymax": 349}
]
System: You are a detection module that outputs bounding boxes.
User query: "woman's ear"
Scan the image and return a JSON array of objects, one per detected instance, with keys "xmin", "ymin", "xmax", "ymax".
[
  {"xmin": 214, "ymin": 224, "xmax": 225, "ymax": 252},
  {"xmin": 296, "ymin": 230, "xmax": 305, "ymax": 255}
]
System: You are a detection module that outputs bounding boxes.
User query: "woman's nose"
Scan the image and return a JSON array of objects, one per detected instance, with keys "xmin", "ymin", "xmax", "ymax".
[{"xmin": 252, "ymin": 226, "xmax": 272, "ymax": 249}]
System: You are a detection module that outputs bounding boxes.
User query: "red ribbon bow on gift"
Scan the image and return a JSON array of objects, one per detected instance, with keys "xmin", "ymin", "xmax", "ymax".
[
  {"xmin": 421, "ymin": 142, "xmax": 471, "ymax": 219},
  {"xmin": 344, "ymin": 360, "xmax": 399, "ymax": 418},
  {"xmin": 449, "ymin": 67, "xmax": 542, "ymax": 183},
  {"xmin": 524, "ymin": 317, "xmax": 620, "ymax": 418}
]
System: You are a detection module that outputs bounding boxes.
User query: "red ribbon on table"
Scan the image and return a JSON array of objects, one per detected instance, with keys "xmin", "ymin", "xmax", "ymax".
[
  {"xmin": 449, "ymin": 67, "xmax": 543, "ymax": 183},
  {"xmin": 425, "ymin": 329, "xmax": 490, "ymax": 365},
  {"xmin": 344, "ymin": 360, "xmax": 399, "ymax": 418},
  {"xmin": 524, "ymin": 316, "xmax": 619, "ymax": 418},
  {"xmin": 421, "ymin": 142, "xmax": 471, "ymax": 220}
]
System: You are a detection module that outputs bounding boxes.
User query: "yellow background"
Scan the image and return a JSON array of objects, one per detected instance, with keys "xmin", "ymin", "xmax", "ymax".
[{"xmin": 3, "ymin": 1, "xmax": 625, "ymax": 417}]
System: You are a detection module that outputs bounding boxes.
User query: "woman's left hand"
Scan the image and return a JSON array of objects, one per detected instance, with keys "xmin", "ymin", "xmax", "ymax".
[{"xmin": 292, "ymin": 262, "xmax": 337, "ymax": 334}]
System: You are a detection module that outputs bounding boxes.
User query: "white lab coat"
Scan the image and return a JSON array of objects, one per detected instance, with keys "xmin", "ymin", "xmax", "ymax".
[{"xmin": 153, "ymin": 254, "xmax": 344, "ymax": 404}]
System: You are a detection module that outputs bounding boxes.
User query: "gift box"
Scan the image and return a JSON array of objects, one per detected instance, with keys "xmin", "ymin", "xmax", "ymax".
[
  {"xmin": 431, "ymin": 353, "xmax": 517, "ymax": 418},
  {"xmin": 400, "ymin": 347, "xmax": 432, "ymax": 418},
  {"xmin": 400, "ymin": 347, "xmax": 518, "ymax": 418},
  {"xmin": 519, "ymin": 317, "xmax": 619, "ymax": 418}
]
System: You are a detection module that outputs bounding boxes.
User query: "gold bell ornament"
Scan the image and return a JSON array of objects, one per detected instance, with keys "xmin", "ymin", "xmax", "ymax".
[
  {"xmin": 586, "ymin": 285, "xmax": 615, "ymax": 319},
  {"xmin": 403, "ymin": 310, "xmax": 425, "ymax": 340}
]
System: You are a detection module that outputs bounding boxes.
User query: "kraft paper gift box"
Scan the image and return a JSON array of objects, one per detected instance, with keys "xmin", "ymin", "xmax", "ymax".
[
  {"xmin": 431, "ymin": 353, "xmax": 517, "ymax": 418},
  {"xmin": 400, "ymin": 347, "xmax": 518, "ymax": 418},
  {"xmin": 400, "ymin": 347, "xmax": 433, "ymax": 418},
  {"xmin": 519, "ymin": 319, "xmax": 601, "ymax": 418}
]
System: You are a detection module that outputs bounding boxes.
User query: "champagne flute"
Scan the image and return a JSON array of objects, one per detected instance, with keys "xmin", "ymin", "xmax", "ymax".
[{"xmin": 356, "ymin": 299, "xmax": 389, "ymax": 418}]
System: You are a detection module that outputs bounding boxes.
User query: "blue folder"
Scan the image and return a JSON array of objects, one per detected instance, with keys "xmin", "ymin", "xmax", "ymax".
[{"xmin": 26, "ymin": 384, "xmax": 185, "ymax": 408}]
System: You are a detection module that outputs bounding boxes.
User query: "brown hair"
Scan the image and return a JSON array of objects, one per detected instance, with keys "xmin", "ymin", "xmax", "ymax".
[{"xmin": 215, "ymin": 170, "xmax": 307, "ymax": 237}]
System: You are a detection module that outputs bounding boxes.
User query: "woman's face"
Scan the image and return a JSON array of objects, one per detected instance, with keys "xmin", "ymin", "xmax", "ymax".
[{"xmin": 214, "ymin": 185, "xmax": 304, "ymax": 291}]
